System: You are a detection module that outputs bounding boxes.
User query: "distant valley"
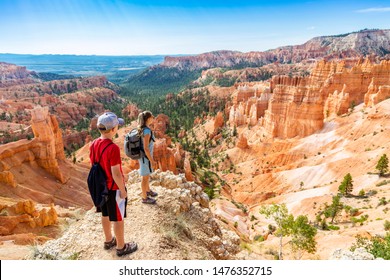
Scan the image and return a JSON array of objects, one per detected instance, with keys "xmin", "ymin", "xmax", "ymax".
[{"xmin": 0, "ymin": 54, "xmax": 165, "ymax": 83}]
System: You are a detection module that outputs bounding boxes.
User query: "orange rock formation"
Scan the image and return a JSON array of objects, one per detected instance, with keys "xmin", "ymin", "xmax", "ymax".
[
  {"xmin": 161, "ymin": 30, "xmax": 390, "ymax": 70},
  {"xmin": 213, "ymin": 111, "xmax": 224, "ymax": 131},
  {"xmin": 0, "ymin": 75, "xmax": 119, "ymax": 128},
  {"xmin": 0, "ymin": 106, "xmax": 91, "ymax": 208},
  {"xmin": 228, "ymin": 83, "xmax": 271, "ymax": 127},
  {"xmin": 151, "ymin": 114, "xmax": 170, "ymax": 139},
  {"xmin": 0, "ymin": 62, "xmax": 36, "ymax": 87},
  {"xmin": 0, "ymin": 107, "xmax": 66, "ymax": 188},
  {"xmin": 153, "ymin": 138, "xmax": 177, "ymax": 174},
  {"xmin": 30, "ymin": 107, "xmax": 66, "ymax": 183},
  {"xmin": 183, "ymin": 152, "xmax": 194, "ymax": 181},
  {"xmin": 0, "ymin": 200, "xmax": 57, "ymax": 241},
  {"xmin": 223, "ymin": 59, "xmax": 390, "ymax": 139},
  {"xmin": 236, "ymin": 133, "xmax": 249, "ymax": 149},
  {"xmin": 122, "ymin": 103, "xmax": 141, "ymax": 121},
  {"xmin": 264, "ymin": 59, "xmax": 390, "ymax": 138}
]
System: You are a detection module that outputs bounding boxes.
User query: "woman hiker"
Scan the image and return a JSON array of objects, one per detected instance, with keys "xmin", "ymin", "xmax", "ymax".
[{"xmin": 137, "ymin": 111, "xmax": 158, "ymax": 204}]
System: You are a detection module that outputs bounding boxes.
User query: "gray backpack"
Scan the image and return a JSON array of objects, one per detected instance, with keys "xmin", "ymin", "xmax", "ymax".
[{"xmin": 124, "ymin": 128, "xmax": 154, "ymax": 160}]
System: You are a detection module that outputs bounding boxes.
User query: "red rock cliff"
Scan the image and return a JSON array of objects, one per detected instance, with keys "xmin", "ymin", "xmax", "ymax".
[
  {"xmin": 161, "ymin": 30, "xmax": 390, "ymax": 70},
  {"xmin": 0, "ymin": 106, "xmax": 92, "ymax": 208}
]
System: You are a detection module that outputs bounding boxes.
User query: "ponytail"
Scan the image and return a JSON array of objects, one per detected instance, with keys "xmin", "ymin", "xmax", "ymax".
[{"xmin": 137, "ymin": 111, "xmax": 153, "ymax": 135}]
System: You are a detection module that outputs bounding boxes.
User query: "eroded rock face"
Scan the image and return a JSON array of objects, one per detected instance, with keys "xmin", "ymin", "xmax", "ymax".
[
  {"xmin": 0, "ymin": 75, "xmax": 109, "ymax": 99},
  {"xmin": 264, "ymin": 59, "xmax": 390, "ymax": 138},
  {"xmin": 264, "ymin": 74, "xmax": 324, "ymax": 138},
  {"xmin": 153, "ymin": 138, "xmax": 177, "ymax": 174},
  {"xmin": 0, "ymin": 171, "xmax": 16, "ymax": 188},
  {"xmin": 223, "ymin": 59, "xmax": 390, "ymax": 139},
  {"xmin": 214, "ymin": 111, "xmax": 224, "ymax": 131},
  {"xmin": 122, "ymin": 103, "xmax": 141, "ymax": 121},
  {"xmin": 160, "ymin": 30, "xmax": 390, "ymax": 71},
  {"xmin": 184, "ymin": 152, "xmax": 194, "ymax": 181},
  {"xmin": 324, "ymin": 85, "xmax": 350, "ymax": 119},
  {"xmin": 151, "ymin": 114, "xmax": 170, "ymax": 139},
  {"xmin": 236, "ymin": 134, "xmax": 249, "ymax": 149},
  {"xmin": 178, "ymin": 130, "xmax": 186, "ymax": 138},
  {"xmin": 0, "ymin": 200, "xmax": 57, "ymax": 236},
  {"xmin": 0, "ymin": 75, "xmax": 119, "ymax": 128},
  {"xmin": 0, "ymin": 62, "xmax": 36, "ymax": 87},
  {"xmin": 0, "ymin": 107, "xmax": 67, "ymax": 189},
  {"xmin": 194, "ymin": 63, "xmax": 312, "ymax": 88},
  {"xmin": 363, "ymin": 61, "xmax": 390, "ymax": 106},
  {"xmin": 228, "ymin": 83, "xmax": 271, "ymax": 127},
  {"xmin": 62, "ymin": 130, "xmax": 89, "ymax": 152},
  {"xmin": 174, "ymin": 143, "xmax": 185, "ymax": 168},
  {"xmin": 194, "ymin": 117, "xmax": 202, "ymax": 126},
  {"xmin": 131, "ymin": 170, "xmax": 240, "ymax": 259},
  {"xmin": 30, "ymin": 107, "xmax": 66, "ymax": 183}
]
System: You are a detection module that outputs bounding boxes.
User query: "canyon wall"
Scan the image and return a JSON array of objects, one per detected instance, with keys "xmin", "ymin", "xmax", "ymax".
[
  {"xmin": 0, "ymin": 107, "xmax": 66, "ymax": 188},
  {"xmin": 0, "ymin": 200, "xmax": 57, "ymax": 237},
  {"xmin": 161, "ymin": 30, "xmax": 390, "ymax": 70},
  {"xmin": 224, "ymin": 59, "xmax": 390, "ymax": 139},
  {"xmin": 0, "ymin": 76, "xmax": 119, "ymax": 127},
  {"xmin": 0, "ymin": 106, "xmax": 91, "ymax": 208},
  {"xmin": 228, "ymin": 83, "xmax": 271, "ymax": 127},
  {"xmin": 0, "ymin": 62, "xmax": 37, "ymax": 88}
]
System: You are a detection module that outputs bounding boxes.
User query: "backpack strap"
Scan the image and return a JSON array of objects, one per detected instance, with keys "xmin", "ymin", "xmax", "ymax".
[
  {"xmin": 150, "ymin": 130, "xmax": 155, "ymax": 142},
  {"xmin": 140, "ymin": 128, "xmax": 154, "ymax": 172},
  {"xmin": 141, "ymin": 127, "xmax": 155, "ymax": 142},
  {"xmin": 101, "ymin": 142, "xmax": 116, "ymax": 191},
  {"xmin": 92, "ymin": 141, "xmax": 115, "ymax": 191},
  {"xmin": 98, "ymin": 142, "xmax": 113, "ymax": 164},
  {"xmin": 92, "ymin": 140, "xmax": 113, "ymax": 164},
  {"xmin": 148, "ymin": 159, "xmax": 152, "ymax": 173}
]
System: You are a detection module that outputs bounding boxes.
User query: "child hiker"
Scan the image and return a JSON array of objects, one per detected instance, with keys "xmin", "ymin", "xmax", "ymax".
[{"xmin": 90, "ymin": 112, "xmax": 138, "ymax": 257}]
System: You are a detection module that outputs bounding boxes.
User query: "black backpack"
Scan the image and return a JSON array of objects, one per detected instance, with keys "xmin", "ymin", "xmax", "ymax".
[
  {"xmin": 87, "ymin": 141, "xmax": 114, "ymax": 207},
  {"xmin": 124, "ymin": 128, "xmax": 155, "ymax": 160}
]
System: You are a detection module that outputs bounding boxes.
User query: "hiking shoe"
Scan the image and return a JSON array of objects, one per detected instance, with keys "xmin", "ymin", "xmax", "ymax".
[
  {"xmin": 104, "ymin": 237, "xmax": 116, "ymax": 250},
  {"xmin": 116, "ymin": 242, "xmax": 138, "ymax": 257},
  {"xmin": 142, "ymin": 197, "xmax": 157, "ymax": 204},
  {"xmin": 147, "ymin": 190, "xmax": 158, "ymax": 197}
]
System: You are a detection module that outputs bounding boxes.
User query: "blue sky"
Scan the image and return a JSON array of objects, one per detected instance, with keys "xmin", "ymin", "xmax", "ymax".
[{"xmin": 0, "ymin": 0, "xmax": 389, "ymax": 55}]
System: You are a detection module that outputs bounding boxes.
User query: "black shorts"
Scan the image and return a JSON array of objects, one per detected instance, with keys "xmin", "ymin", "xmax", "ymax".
[{"xmin": 96, "ymin": 189, "xmax": 127, "ymax": 222}]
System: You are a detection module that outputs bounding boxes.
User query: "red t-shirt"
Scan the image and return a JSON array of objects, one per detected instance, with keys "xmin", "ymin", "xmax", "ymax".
[{"xmin": 89, "ymin": 138, "xmax": 124, "ymax": 191}]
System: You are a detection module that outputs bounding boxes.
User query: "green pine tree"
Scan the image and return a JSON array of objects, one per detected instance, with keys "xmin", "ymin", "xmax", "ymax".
[
  {"xmin": 339, "ymin": 173, "xmax": 353, "ymax": 196},
  {"xmin": 376, "ymin": 154, "xmax": 389, "ymax": 177},
  {"xmin": 324, "ymin": 195, "xmax": 343, "ymax": 224}
]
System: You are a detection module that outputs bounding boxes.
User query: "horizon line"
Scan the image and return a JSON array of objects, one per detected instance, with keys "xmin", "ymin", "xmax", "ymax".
[
  {"xmin": 0, "ymin": 52, "xmax": 189, "ymax": 57},
  {"xmin": 1, "ymin": 28, "xmax": 388, "ymax": 57}
]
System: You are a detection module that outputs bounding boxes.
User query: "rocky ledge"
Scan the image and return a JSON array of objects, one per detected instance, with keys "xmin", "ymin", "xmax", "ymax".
[{"xmin": 32, "ymin": 171, "xmax": 241, "ymax": 260}]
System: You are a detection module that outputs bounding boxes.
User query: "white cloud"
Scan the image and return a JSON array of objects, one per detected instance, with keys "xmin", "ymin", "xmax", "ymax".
[
  {"xmin": 355, "ymin": 7, "xmax": 390, "ymax": 13},
  {"xmin": 307, "ymin": 26, "xmax": 316, "ymax": 30}
]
